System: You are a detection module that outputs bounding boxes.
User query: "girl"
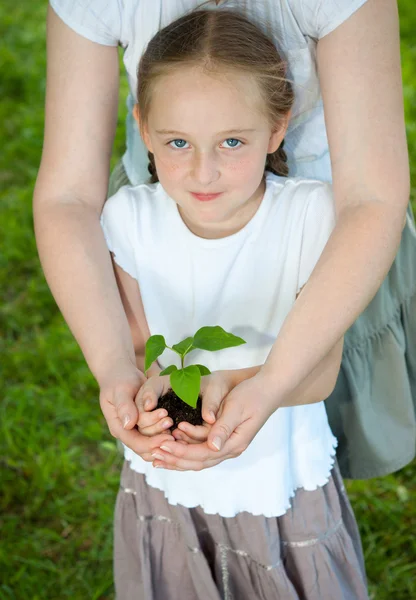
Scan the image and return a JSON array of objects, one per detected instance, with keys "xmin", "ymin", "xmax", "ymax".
[{"xmin": 101, "ymin": 10, "xmax": 368, "ymax": 600}]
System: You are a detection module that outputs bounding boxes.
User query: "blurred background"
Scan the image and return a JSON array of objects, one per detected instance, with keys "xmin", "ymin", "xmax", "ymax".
[{"xmin": 0, "ymin": 2, "xmax": 415, "ymax": 598}]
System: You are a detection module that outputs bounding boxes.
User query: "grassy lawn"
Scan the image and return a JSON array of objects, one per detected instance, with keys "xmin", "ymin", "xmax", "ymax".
[{"xmin": 1, "ymin": 2, "xmax": 415, "ymax": 598}]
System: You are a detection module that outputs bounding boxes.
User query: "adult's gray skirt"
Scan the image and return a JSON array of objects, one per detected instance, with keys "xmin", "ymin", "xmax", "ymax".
[{"xmin": 113, "ymin": 460, "xmax": 368, "ymax": 600}]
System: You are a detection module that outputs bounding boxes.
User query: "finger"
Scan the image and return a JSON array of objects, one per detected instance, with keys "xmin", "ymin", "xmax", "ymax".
[
  {"xmin": 135, "ymin": 376, "xmax": 170, "ymax": 413},
  {"xmin": 155, "ymin": 440, "xmax": 218, "ymax": 463},
  {"xmin": 207, "ymin": 401, "xmax": 246, "ymax": 452},
  {"xmin": 138, "ymin": 408, "xmax": 169, "ymax": 428},
  {"xmin": 135, "ymin": 379, "xmax": 161, "ymax": 413},
  {"xmin": 139, "ymin": 416, "xmax": 173, "ymax": 437},
  {"xmin": 110, "ymin": 415, "xmax": 175, "ymax": 456},
  {"xmin": 112, "ymin": 389, "xmax": 140, "ymax": 431},
  {"xmin": 176, "ymin": 422, "xmax": 210, "ymax": 442},
  {"xmin": 200, "ymin": 385, "xmax": 223, "ymax": 425},
  {"xmin": 151, "ymin": 453, "xmax": 222, "ymax": 471},
  {"xmin": 172, "ymin": 430, "xmax": 204, "ymax": 444}
]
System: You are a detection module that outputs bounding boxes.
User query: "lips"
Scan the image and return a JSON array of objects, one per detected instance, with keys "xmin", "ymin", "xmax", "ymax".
[{"xmin": 190, "ymin": 192, "xmax": 223, "ymax": 202}]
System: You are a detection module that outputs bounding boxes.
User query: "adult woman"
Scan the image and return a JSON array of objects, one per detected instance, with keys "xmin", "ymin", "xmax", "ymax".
[{"xmin": 34, "ymin": 0, "xmax": 415, "ymax": 479}]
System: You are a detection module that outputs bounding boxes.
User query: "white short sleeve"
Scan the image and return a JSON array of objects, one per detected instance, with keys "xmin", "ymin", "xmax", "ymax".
[
  {"xmin": 297, "ymin": 183, "xmax": 336, "ymax": 293},
  {"xmin": 49, "ymin": 0, "xmax": 122, "ymax": 46},
  {"xmin": 100, "ymin": 186, "xmax": 138, "ymax": 280},
  {"xmin": 288, "ymin": 0, "xmax": 369, "ymax": 39}
]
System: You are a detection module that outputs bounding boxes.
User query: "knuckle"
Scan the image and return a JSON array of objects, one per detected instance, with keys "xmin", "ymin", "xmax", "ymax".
[
  {"xmin": 217, "ymin": 423, "xmax": 231, "ymax": 438},
  {"xmin": 116, "ymin": 400, "xmax": 132, "ymax": 413}
]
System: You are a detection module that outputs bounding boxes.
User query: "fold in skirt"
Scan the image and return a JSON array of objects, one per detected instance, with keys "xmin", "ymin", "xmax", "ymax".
[{"xmin": 114, "ymin": 460, "xmax": 368, "ymax": 600}]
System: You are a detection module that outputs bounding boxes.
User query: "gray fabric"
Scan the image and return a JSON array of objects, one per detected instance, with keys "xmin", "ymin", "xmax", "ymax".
[
  {"xmin": 325, "ymin": 204, "xmax": 416, "ymax": 478},
  {"xmin": 108, "ymin": 159, "xmax": 131, "ymax": 197},
  {"xmin": 113, "ymin": 460, "xmax": 368, "ymax": 600},
  {"xmin": 106, "ymin": 159, "xmax": 416, "ymax": 479}
]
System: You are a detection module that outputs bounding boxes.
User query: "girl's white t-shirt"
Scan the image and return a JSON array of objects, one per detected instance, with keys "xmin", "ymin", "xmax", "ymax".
[
  {"xmin": 49, "ymin": 0, "xmax": 368, "ymax": 185},
  {"xmin": 100, "ymin": 172, "xmax": 338, "ymax": 518}
]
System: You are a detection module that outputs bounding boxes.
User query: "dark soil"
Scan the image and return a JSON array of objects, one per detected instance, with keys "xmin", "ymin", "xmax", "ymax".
[{"xmin": 157, "ymin": 389, "xmax": 203, "ymax": 430}]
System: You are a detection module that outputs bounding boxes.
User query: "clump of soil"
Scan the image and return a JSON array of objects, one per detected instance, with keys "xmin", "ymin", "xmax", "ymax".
[{"xmin": 158, "ymin": 389, "xmax": 203, "ymax": 430}]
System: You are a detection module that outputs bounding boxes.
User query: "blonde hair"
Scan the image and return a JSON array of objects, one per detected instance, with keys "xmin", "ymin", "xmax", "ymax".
[{"xmin": 137, "ymin": 9, "xmax": 294, "ymax": 183}]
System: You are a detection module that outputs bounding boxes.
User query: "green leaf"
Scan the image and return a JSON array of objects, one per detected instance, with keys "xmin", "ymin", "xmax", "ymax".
[
  {"xmin": 159, "ymin": 365, "xmax": 178, "ymax": 376},
  {"xmin": 193, "ymin": 326, "xmax": 246, "ymax": 352},
  {"xmin": 170, "ymin": 366, "xmax": 201, "ymax": 409},
  {"xmin": 144, "ymin": 335, "xmax": 166, "ymax": 372},
  {"xmin": 195, "ymin": 364, "xmax": 211, "ymax": 376},
  {"xmin": 171, "ymin": 336, "xmax": 194, "ymax": 358}
]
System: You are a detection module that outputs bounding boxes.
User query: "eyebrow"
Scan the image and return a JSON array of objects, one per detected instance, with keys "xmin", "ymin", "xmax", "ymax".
[{"xmin": 155, "ymin": 128, "xmax": 256, "ymax": 136}]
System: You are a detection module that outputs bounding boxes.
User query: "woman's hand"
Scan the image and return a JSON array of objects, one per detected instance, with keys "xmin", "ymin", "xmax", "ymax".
[
  {"xmin": 135, "ymin": 370, "xmax": 244, "ymax": 443},
  {"xmin": 99, "ymin": 362, "xmax": 174, "ymax": 460},
  {"xmin": 150, "ymin": 372, "xmax": 280, "ymax": 471}
]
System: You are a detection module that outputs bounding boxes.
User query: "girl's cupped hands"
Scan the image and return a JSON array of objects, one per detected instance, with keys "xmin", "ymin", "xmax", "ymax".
[
  {"xmin": 150, "ymin": 372, "xmax": 279, "ymax": 471},
  {"xmin": 135, "ymin": 370, "xmax": 239, "ymax": 442}
]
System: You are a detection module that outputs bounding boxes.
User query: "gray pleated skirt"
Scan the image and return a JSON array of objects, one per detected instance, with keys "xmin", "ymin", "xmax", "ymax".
[
  {"xmin": 107, "ymin": 160, "xmax": 416, "ymax": 480},
  {"xmin": 114, "ymin": 460, "xmax": 368, "ymax": 600}
]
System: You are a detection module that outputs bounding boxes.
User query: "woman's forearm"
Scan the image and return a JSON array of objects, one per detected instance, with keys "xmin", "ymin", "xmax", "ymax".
[
  {"xmin": 262, "ymin": 200, "xmax": 407, "ymax": 395},
  {"xmin": 227, "ymin": 332, "xmax": 342, "ymax": 407},
  {"xmin": 34, "ymin": 198, "xmax": 137, "ymax": 382}
]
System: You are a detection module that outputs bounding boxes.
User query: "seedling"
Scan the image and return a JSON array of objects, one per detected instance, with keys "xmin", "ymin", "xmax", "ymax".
[{"xmin": 144, "ymin": 326, "xmax": 246, "ymax": 409}]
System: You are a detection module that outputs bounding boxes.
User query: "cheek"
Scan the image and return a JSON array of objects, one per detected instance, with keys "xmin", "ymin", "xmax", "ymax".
[
  {"xmin": 225, "ymin": 154, "xmax": 265, "ymax": 182},
  {"xmin": 154, "ymin": 153, "xmax": 184, "ymax": 180}
]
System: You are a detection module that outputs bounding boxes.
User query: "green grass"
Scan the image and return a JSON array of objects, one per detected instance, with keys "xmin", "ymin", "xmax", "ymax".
[{"xmin": 0, "ymin": 2, "xmax": 415, "ymax": 598}]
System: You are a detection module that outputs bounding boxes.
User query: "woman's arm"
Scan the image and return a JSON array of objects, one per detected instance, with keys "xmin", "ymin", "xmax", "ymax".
[
  {"xmin": 33, "ymin": 8, "xmax": 172, "ymax": 453},
  {"xmin": 261, "ymin": 0, "xmax": 409, "ymax": 392},
  {"xmin": 34, "ymin": 6, "xmax": 126, "ymax": 379}
]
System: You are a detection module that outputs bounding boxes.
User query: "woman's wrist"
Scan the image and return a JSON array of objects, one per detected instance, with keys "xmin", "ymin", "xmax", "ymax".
[
  {"xmin": 224, "ymin": 365, "xmax": 262, "ymax": 388},
  {"xmin": 93, "ymin": 354, "xmax": 144, "ymax": 388}
]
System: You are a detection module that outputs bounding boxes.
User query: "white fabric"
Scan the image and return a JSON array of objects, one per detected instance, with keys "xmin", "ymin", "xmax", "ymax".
[
  {"xmin": 100, "ymin": 172, "xmax": 338, "ymax": 517},
  {"xmin": 49, "ymin": 0, "xmax": 368, "ymax": 185}
]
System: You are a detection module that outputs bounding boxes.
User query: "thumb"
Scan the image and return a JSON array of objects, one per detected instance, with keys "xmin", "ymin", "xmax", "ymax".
[
  {"xmin": 201, "ymin": 385, "xmax": 224, "ymax": 425},
  {"xmin": 207, "ymin": 399, "xmax": 242, "ymax": 452},
  {"xmin": 114, "ymin": 389, "xmax": 139, "ymax": 430}
]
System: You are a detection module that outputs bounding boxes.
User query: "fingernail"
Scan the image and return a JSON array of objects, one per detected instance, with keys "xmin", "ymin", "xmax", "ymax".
[
  {"xmin": 162, "ymin": 420, "xmax": 172, "ymax": 429},
  {"xmin": 151, "ymin": 452, "xmax": 164, "ymax": 461},
  {"xmin": 122, "ymin": 414, "xmax": 131, "ymax": 429},
  {"xmin": 160, "ymin": 445, "xmax": 173, "ymax": 454},
  {"xmin": 144, "ymin": 399, "xmax": 152, "ymax": 409},
  {"xmin": 209, "ymin": 411, "xmax": 216, "ymax": 420},
  {"xmin": 212, "ymin": 436, "xmax": 222, "ymax": 451}
]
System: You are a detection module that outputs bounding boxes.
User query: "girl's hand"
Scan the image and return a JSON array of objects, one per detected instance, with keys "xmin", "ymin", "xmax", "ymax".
[
  {"xmin": 150, "ymin": 373, "xmax": 279, "ymax": 471},
  {"xmin": 99, "ymin": 362, "xmax": 174, "ymax": 460},
  {"xmin": 135, "ymin": 375, "xmax": 174, "ymax": 436},
  {"xmin": 135, "ymin": 370, "xmax": 240, "ymax": 443}
]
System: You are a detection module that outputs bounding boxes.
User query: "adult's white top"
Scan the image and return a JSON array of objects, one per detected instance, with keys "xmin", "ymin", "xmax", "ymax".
[
  {"xmin": 49, "ymin": 0, "xmax": 368, "ymax": 185},
  {"xmin": 100, "ymin": 172, "xmax": 338, "ymax": 517}
]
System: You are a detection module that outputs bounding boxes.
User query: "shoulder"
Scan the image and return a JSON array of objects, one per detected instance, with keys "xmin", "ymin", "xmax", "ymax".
[
  {"xmin": 103, "ymin": 181, "xmax": 165, "ymax": 221},
  {"xmin": 49, "ymin": 0, "xmax": 126, "ymax": 46},
  {"xmin": 266, "ymin": 172, "xmax": 333, "ymax": 207},
  {"xmin": 285, "ymin": 0, "xmax": 369, "ymax": 39}
]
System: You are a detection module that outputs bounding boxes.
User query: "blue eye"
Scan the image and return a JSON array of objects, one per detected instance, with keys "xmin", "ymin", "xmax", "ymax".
[
  {"xmin": 169, "ymin": 139, "xmax": 189, "ymax": 149},
  {"xmin": 222, "ymin": 138, "xmax": 242, "ymax": 149}
]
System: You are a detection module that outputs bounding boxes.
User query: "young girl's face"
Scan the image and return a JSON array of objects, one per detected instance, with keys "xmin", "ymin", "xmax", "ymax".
[{"xmin": 136, "ymin": 66, "xmax": 287, "ymax": 239}]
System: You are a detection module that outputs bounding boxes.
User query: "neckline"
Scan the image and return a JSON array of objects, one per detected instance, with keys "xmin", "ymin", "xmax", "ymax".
[{"xmin": 164, "ymin": 173, "xmax": 278, "ymax": 249}]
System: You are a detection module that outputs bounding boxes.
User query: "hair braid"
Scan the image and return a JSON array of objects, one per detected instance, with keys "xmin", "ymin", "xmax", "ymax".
[
  {"xmin": 265, "ymin": 139, "xmax": 289, "ymax": 177},
  {"xmin": 148, "ymin": 151, "xmax": 159, "ymax": 183}
]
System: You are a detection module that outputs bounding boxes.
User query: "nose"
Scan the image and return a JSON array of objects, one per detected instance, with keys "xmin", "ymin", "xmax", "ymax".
[{"xmin": 191, "ymin": 150, "xmax": 220, "ymax": 186}]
